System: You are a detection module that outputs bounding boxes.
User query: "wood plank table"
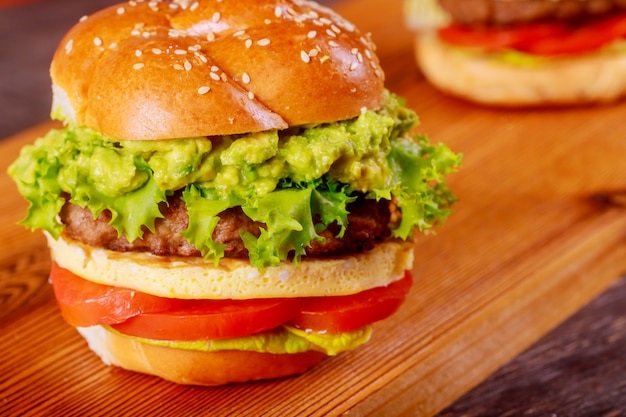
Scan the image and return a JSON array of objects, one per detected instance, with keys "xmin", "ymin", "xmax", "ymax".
[{"xmin": 2, "ymin": 0, "xmax": 626, "ymax": 416}]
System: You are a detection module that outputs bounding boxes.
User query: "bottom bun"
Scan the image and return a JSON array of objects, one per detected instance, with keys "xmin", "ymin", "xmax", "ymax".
[
  {"xmin": 77, "ymin": 326, "xmax": 327, "ymax": 386},
  {"xmin": 415, "ymin": 32, "xmax": 626, "ymax": 106}
]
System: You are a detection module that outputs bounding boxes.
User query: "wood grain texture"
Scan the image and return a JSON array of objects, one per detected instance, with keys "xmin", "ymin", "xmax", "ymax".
[
  {"xmin": 438, "ymin": 275, "xmax": 626, "ymax": 417},
  {"xmin": 1, "ymin": 0, "xmax": 626, "ymax": 416}
]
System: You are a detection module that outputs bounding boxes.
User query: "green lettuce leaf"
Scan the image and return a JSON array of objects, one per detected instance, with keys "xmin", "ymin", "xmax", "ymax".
[
  {"xmin": 241, "ymin": 188, "xmax": 324, "ymax": 268},
  {"xmin": 180, "ymin": 185, "xmax": 236, "ymax": 262},
  {"xmin": 385, "ymin": 135, "xmax": 461, "ymax": 239},
  {"xmin": 310, "ymin": 181, "xmax": 356, "ymax": 237},
  {"xmin": 102, "ymin": 324, "xmax": 372, "ymax": 356},
  {"xmin": 8, "ymin": 147, "xmax": 65, "ymax": 237},
  {"xmin": 7, "ymin": 91, "xmax": 461, "ymax": 269}
]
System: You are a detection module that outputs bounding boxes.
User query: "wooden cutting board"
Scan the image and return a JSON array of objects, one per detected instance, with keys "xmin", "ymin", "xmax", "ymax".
[{"xmin": 2, "ymin": 0, "xmax": 626, "ymax": 415}]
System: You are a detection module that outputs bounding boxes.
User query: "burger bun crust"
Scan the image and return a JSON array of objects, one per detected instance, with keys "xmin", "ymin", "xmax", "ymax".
[
  {"xmin": 78, "ymin": 326, "xmax": 327, "ymax": 385},
  {"xmin": 51, "ymin": 0, "xmax": 385, "ymax": 140},
  {"xmin": 415, "ymin": 31, "xmax": 626, "ymax": 106}
]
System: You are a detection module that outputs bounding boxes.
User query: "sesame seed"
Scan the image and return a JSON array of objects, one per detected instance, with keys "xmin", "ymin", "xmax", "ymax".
[
  {"xmin": 129, "ymin": 0, "xmax": 137, "ymax": 6},
  {"xmin": 242, "ymin": 72, "xmax": 250, "ymax": 84},
  {"xmin": 174, "ymin": 49, "xmax": 187, "ymax": 55},
  {"xmin": 210, "ymin": 72, "xmax": 220, "ymax": 81},
  {"xmin": 148, "ymin": 1, "xmax": 158, "ymax": 9},
  {"xmin": 211, "ymin": 65, "xmax": 219, "ymax": 72},
  {"xmin": 312, "ymin": 19, "xmax": 323, "ymax": 26},
  {"xmin": 331, "ymin": 24, "xmax": 341, "ymax": 33},
  {"xmin": 257, "ymin": 38, "xmax": 270, "ymax": 46},
  {"xmin": 152, "ymin": 48, "xmax": 162, "ymax": 55},
  {"xmin": 109, "ymin": 42, "xmax": 118, "ymax": 49},
  {"xmin": 326, "ymin": 29, "xmax": 336, "ymax": 38},
  {"xmin": 169, "ymin": 29, "xmax": 180, "ymax": 38},
  {"xmin": 133, "ymin": 63, "xmax": 144, "ymax": 70},
  {"xmin": 248, "ymin": 91, "xmax": 255, "ymax": 100},
  {"xmin": 79, "ymin": 15, "xmax": 88, "ymax": 22},
  {"xmin": 195, "ymin": 52, "xmax": 208, "ymax": 63},
  {"xmin": 350, "ymin": 62, "xmax": 358, "ymax": 71},
  {"xmin": 173, "ymin": 63, "xmax": 184, "ymax": 70},
  {"xmin": 65, "ymin": 39, "xmax": 73, "ymax": 54},
  {"xmin": 343, "ymin": 21, "xmax": 356, "ymax": 32},
  {"xmin": 207, "ymin": 32, "xmax": 215, "ymax": 41},
  {"xmin": 308, "ymin": 48, "xmax": 318, "ymax": 57},
  {"xmin": 357, "ymin": 52, "xmax": 363, "ymax": 63},
  {"xmin": 94, "ymin": 37, "xmax": 103, "ymax": 46},
  {"xmin": 190, "ymin": 1, "xmax": 199, "ymax": 11},
  {"xmin": 135, "ymin": 49, "xmax": 142, "ymax": 56},
  {"xmin": 212, "ymin": 12, "xmax": 221, "ymax": 22},
  {"xmin": 169, "ymin": 3, "xmax": 179, "ymax": 10},
  {"xmin": 320, "ymin": 17, "xmax": 332, "ymax": 25},
  {"xmin": 307, "ymin": 30, "xmax": 316, "ymax": 39},
  {"xmin": 351, "ymin": 48, "xmax": 358, "ymax": 55},
  {"xmin": 274, "ymin": 5, "xmax": 282, "ymax": 17},
  {"xmin": 264, "ymin": 19, "xmax": 272, "ymax": 24},
  {"xmin": 329, "ymin": 40, "xmax": 339, "ymax": 47},
  {"xmin": 245, "ymin": 39, "xmax": 252, "ymax": 48},
  {"xmin": 233, "ymin": 30, "xmax": 246, "ymax": 37},
  {"xmin": 360, "ymin": 106, "xmax": 367, "ymax": 114},
  {"xmin": 189, "ymin": 44, "xmax": 201, "ymax": 51},
  {"xmin": 221, "ymin": 73, "xmax": 228, "ymax": 81},
  {"xmin": 375, "ymin": 69, "xmax": 382, "ymax": 78},
  {"xmin": 117, "ymin": 7, "xmax": 125, "ymax": 15},
  {"xmin": 365, "ymin": 49, "xmax": 372, "ymax": 59},
  {"xmin": 300, "ymin": 50, "xmax": 310, "ymax": 63},
  {"xmin": 198, "ymin": 86, "xmax": 211, "ymax": 94},
  {"xmin": 184, "ymin": 61, "xmax": 192, "ymax": 70},
  {"xmin": 131, "ymin": 29, "xmax": 140, "ymax": 36}
]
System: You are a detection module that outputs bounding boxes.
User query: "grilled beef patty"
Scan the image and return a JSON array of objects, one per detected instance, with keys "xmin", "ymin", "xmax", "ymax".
[
  {"xmin": 439, "ymin": 0, "xmax": 626, "ymax": 26},
  {"xmin": 59, "ymin": 194, "xmax": 393, "ymax": 259}
]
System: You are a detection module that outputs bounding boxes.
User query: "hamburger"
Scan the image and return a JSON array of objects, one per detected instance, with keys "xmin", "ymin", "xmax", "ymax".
[
  {"xmin": 409, "ymin": 0, "xmax": 626, "ymax": 106},
  {"xmin": 8, "ymin": 0, "xmax": 460, "ymax": 385}
]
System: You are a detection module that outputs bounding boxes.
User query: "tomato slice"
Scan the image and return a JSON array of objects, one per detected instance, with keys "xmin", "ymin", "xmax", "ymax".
[
  {"xmin": 50, "ymin": 263, "xmax": 300, "ymax": 340},
  {"xmin": 50, "ymin": 262, "xmax": 182, "ymax": 327},
  {"xmin": 516, "ymin": 25, "xmax": 611, "ymax": 56},
  {"xmin": 437, "ymin": 23, "xmax": 567, "ymax": 51},
  {"xmin": 111, "ymin": 298, "xmax": 300, "ymax": 341},
  {"xmin": 438, "ymin": 12, "xmax": 626, "ymax": 56},
  {"xmin": 287, "ymin": 271, "xmax": 413, "ymax": 334},
  {"xmin": 51, "ymin": 262, "xmax": 413, "ymax": 341}
]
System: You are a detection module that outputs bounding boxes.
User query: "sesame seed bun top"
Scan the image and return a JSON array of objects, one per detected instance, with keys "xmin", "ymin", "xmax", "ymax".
[{"xmin": 50, "ymin": 0, "xmax": 386, "ymax": 140}]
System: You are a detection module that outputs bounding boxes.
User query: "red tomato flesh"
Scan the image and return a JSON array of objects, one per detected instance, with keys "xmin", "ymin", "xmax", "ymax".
[
  {"xmin": 111, "ymin": 298, "xmax": 300, "ymax": 341},
  {"xmin": 437, "ymin": 12, "xmax": 626, "ymax": 56},
  {"xmin": 287, "ymin": 271, "xmax": 413, "ymax": 334},
  {"xmin": 50, "ymin": 262, "xmax": 183, "ymax": 327},
  {"xmin": 437, "ymin": 23, "xmax": 568, "ymax": 52},
  {"xmin": 50, "ymin": 263, "xmax": 413, "ymax": 340}
]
